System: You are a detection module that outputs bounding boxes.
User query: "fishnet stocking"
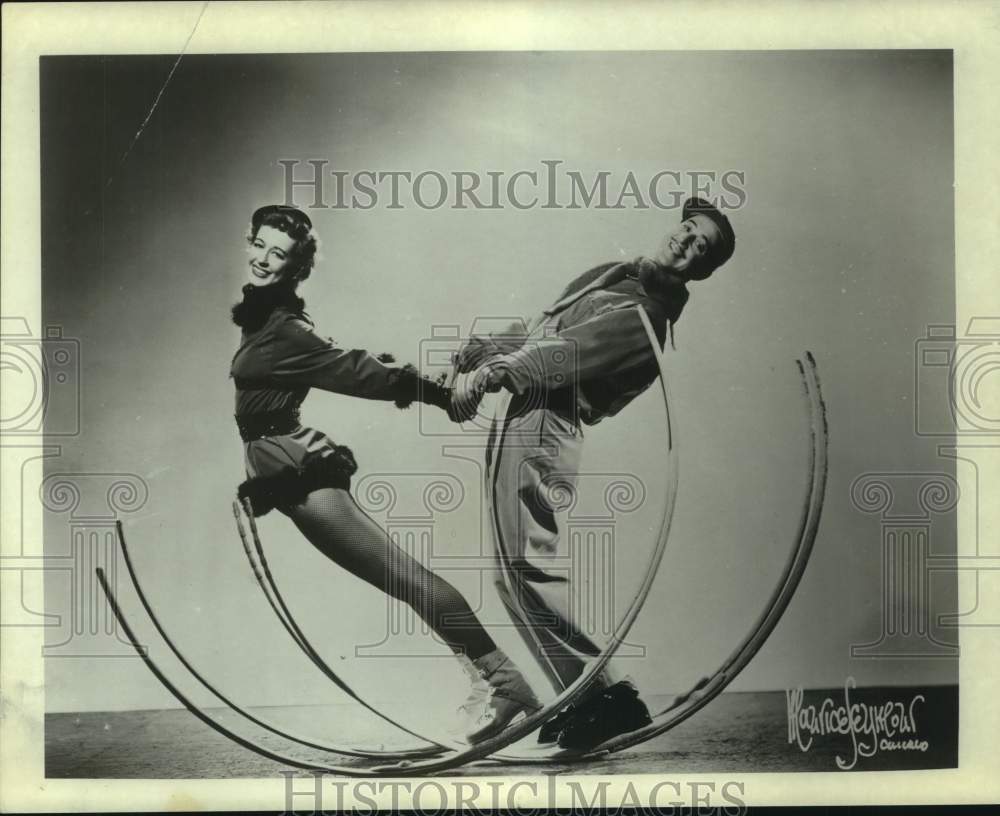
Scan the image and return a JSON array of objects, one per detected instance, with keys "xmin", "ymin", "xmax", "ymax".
[{"xmin": 286, "ymin": 487, "xmax": 496, "ymax": 660}]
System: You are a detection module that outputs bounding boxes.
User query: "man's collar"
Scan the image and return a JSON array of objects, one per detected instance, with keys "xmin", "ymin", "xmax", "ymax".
[{"xmin": 633, "ymin": 256, "xmax": 688, "ymax": 304}]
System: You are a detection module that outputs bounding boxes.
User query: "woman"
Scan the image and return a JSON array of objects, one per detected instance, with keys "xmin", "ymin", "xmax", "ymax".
[{"xmin": 230, "ymin": 204, "xmax": 539, "ymax": 743}]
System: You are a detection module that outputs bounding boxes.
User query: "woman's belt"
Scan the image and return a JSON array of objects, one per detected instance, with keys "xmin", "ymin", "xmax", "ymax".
[{"xmin": 235, "ymin": 408, "xmax": 302, "ymax": 442}]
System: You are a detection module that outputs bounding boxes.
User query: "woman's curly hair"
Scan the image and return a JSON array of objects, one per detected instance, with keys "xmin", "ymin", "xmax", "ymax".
[{"xmin": 247, "ymin": 211, "xmax": 320, "ymax": 283}]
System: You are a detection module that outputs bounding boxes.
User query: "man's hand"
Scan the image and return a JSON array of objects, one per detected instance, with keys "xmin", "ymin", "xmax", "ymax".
[
  {"xmin": 445, "ymin": 362, "xmax": 506, "ymax": 423},
  {"xmin": 455, "ymin": 324, "xmax": 529, "ymax": 374},
  {"xmin": 472, "ymin": 363, "xmax": 505, "ymax": 394},
  {"xmin": 455, "ymin": 335, "xmax": 499, "ymax": 374},
  {"xmin": 447, "ymin": 369, "xmax": 485, "ymax": 423}
]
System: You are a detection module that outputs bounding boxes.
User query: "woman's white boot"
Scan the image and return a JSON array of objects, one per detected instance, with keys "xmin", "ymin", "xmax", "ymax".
[{"xmin": 456, "ymin": 650, "xmax": 541, "ymax": 743}]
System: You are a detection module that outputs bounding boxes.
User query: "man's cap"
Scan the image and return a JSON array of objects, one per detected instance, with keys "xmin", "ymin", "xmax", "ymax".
[
  {"xmin": 251, "ymin": 204, "xmax": 313, "ymax": 231},
  {"xmin": 682, "ymin": 196, "xmax": 735, "ymax": 268}
]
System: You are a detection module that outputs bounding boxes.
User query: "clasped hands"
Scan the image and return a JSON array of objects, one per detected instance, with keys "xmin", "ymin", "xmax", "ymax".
[{"xmin": 446, "ymin": 355, "xmax": 505, "ymax": 423}]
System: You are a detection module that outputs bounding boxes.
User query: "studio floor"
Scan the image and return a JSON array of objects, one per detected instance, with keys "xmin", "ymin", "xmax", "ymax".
[{"xmin": 45, "ymin": 687, "xmax": 957, "ymax": 778}]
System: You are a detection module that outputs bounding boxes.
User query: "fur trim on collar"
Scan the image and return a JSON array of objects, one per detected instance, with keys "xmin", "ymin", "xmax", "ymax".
[{"xmin": 231, "ymin": 282, "xmax": 306, "ymax": 331}]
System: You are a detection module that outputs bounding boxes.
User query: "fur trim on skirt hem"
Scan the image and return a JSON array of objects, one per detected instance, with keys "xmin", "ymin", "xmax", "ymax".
[{"xmin": 238, "ymin": 445, "xmax": 358, "ymax": 517}]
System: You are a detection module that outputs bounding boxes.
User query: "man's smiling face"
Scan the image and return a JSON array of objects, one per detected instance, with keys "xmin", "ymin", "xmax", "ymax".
[{"xmin": 656, "ymin": 213, "xmax": 724, "ymax": 281}]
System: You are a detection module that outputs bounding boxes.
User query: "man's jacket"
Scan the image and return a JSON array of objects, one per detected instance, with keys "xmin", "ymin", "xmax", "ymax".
[{"xmin": 462, "ymin": 259, "xmax": 689, "ymax": 425}]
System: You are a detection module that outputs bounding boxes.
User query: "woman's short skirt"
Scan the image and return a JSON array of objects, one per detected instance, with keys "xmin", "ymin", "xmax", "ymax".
[{"xmin": 238, "ymin": 426, "xmax": 357, "ymax": 517}]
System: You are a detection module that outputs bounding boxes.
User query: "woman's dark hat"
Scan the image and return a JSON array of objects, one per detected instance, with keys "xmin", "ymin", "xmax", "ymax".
[
  {"xmin": 682, "ymin": 196, "xmax": 735, "ymax": 268},
  {"xmin": 251, "ymin": 204, "xmax": 313, "ymax": 231}
]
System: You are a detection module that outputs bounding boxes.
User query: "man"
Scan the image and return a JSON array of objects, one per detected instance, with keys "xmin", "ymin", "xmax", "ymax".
[{"xmin": 452, "ymin": 197, "xmax": 736, "ymax": 750}]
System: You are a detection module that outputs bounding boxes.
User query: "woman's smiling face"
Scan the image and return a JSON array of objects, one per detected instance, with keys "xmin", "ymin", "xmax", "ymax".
[{"xmin": 247, "ymin": 225, "xmax": 297, "ymax": 286}]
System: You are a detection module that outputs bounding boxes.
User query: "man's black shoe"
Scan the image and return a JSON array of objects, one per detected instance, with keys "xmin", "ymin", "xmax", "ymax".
[
  {"xmin": 536, "ymin": 703, "xmax": 578, "ymax": 744},
  {"xmin": 536, "ymin": 682, "xmax": 612, "ymax": 744},
  {"xmin": 556, "ymin": 680, "xmax": 652, "ymax": 751}
]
